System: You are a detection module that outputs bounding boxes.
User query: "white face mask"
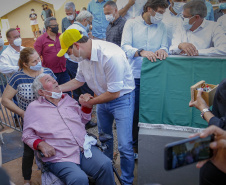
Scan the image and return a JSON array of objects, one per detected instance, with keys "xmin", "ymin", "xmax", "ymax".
[
  {"xmin": 150, "ymin": 11, "xmax": 163, "ymax": 24},
  {"xmin": 76, "ymin": 48, "xmax": 84, "ymax": 62},
  {"xmin": 44, "ymin": 90, "xmax": 62, "ymax": 99},
  {"xmin": 31, "ymin": 11, "xmax": 35, "ymax": 14},
  {"xmin": 13, "ymin": 38, "xmax": 22, "ymax": 47},
  {"xmin": 30, "ymin": 61, "xmax": 42, "ymax": 71},
  {"xmin": 182, "ymin": 16, "xmax": 195, "ymax": 31},
  {"xmin": 105, "ymin": 14, "xmax": 115, "ymax": 22},
  {"xmin": 173, "ymin": 2, "xmax": 186, "ymax": 14},
  {"xmin": 67, "ymin": 14, "xmax": 75, "ymax": 21},
  {"xmin": 0, "ymin": 38, "xmax": 4, "ymax": 47}
]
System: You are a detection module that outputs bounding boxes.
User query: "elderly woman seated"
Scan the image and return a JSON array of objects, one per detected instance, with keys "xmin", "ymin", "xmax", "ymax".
[{"xmin": 22, "ymin": 73, "xmax": 115, "ymax": 185}]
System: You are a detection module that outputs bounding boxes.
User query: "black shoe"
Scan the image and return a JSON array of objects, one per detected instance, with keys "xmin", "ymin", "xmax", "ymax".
[{"xmin": 85, "ymin": 121, "xmax": 97, "ymax": 130}]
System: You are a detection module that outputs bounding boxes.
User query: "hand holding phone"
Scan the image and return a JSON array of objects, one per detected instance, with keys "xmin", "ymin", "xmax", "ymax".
[{"xmin": 164, "ymin": 135, "xmax": 214, "ymax": 170}]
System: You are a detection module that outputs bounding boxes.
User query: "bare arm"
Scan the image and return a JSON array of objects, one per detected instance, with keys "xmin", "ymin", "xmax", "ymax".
[
  {"xmin": 118, "ymin": 0, "xmax": 135, "ymax": 17},
  {"xmin": 59, "ymin": 78, "xmax": 84, "ymax": 92},
  {"xmin": 1, "ymin": 84, "xmax": 25, "ymax": 118}
]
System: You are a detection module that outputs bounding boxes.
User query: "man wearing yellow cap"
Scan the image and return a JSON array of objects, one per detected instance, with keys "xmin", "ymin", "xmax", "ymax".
[{"xmin": 58, "ymin": 29, "xmax": 135, "ymax": 185}]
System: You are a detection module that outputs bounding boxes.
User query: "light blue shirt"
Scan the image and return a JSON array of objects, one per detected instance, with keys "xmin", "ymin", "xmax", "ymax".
[
  {"xmin": 205, "ymin": 1, "xmax": 214, "ymax": 21},
  {"xmin": 116, "ymin": 0, "xmax": 148, "ymax": 20},
  {"xmin": 67, "ymin": 22, "xmax": 89, "ymax": 37},
  {"xmin": 87, "ymin": 0, "xmax": 110, "ymax": 39},
  {"xmin": 121, "ymin": 16, "xmax": 168, "ymax": 78}
]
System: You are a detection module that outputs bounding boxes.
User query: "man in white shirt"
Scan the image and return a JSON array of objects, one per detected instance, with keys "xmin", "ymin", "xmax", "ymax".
[
  {"xmin": 58, "ymin": 29, "xmax": 135, "ymax": 185},
  {"xmin": 121, "ymin": 0, "xmax": 168, "ymax": 158},
  {"xmin": 162, "ymin": 0, "xmax": 187, "ymax": 47},
  {"xmin": 117, "ymin": 0, "xmax": 148, "ymax": 20},
  {"xmin": 0, "ymin": 28, "xmax": 24, "ymax": 77},
  {"xmin": 169, "ymin": 1, "xmax": 226, "ymax": 56}
]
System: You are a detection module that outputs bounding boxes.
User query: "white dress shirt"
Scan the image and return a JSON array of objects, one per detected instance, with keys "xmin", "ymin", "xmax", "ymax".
[
  {"xmin": 116, "ymin": 0, "xmax": 148, "ymax": 20},
  {"xmin": 162, "ymin": 7, "xmax": 182, "ymax": 47},
  {"xmin": 121, "ymin": 16, "xmax": 168, "ymax": 79},
  {"xmin": 169, "ymin": 19, "xmax": 226, "ymax": 56},
  {"xmin": 0, "ymin": 45, "xmax": 24, "ymax": 76},
  {"xmin": 76, "ymin": 40, "xmax": 135, "ymax": 97},
  {"xmin": 217, "ymin": 14, "xmax": 226, "ymax": 34}
]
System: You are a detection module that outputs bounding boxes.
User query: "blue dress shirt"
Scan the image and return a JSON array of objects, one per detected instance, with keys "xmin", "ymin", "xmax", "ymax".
[
  {"xmin": 87, "ymin": 0, "xmax": 110, "ymax": 39},
  {"xmin": 121, "ymin": 16, "xmax": 168, "ymax": 78}
]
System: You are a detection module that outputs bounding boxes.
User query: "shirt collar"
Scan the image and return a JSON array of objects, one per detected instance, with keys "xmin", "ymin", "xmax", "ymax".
[
  {"xmin": 193, "ymin": 19, "xmax": 206, "ymax": 32},
  {"xmin": 74, "ymin": 21, "xmax": 86, "ymax": 30},
  {"xmin": 45, "ymin": 32, "xmax": 61, "ymax": 39},
  {"xmin": 8, "ymin": 44, "xmax": 23, "ymax": 53},
  {"xmin": 90, "ymin": 40, "xmax": 99, "ymax": 62},
  {"xmin": 110, "ymin": 16, "xmax": 122, "ymax": 26},
  {"xmin": 96, "ymin": 0, "xmax": 106, "ymax": 3}
]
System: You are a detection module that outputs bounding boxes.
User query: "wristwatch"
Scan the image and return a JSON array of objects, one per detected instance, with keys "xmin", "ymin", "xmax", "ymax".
[
  {"xmin": 137, "ymin": 49, "xmax": 144, "ymax": 57},
  {"xmin": 200, "ymin": 108, "xmax": 211, "ymax": 120}
]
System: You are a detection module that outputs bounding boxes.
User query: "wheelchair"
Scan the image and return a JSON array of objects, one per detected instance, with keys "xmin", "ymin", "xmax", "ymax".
[{"xmin": 35, "ymin": 133, "xmax": 124, "ymax": 185}]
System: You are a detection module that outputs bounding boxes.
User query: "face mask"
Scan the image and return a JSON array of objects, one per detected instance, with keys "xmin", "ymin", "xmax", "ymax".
[
  {"xmin": 45, "ymin": 90, "xmax": 62, "ymax": 99},
  {"xmin": 0, "ymin": 38, "xmax": 4, "ymax": 47},
  {"xmin": 69, "ymin": 54, "xmax": 79, "ymax": 62},
  {"xmin": 219, "ymin": 3, "xmax": 226, "ymax": 10},
  {"xmin": 30, "ymin": 61, "xmax": 42, "ymax": 71},
  {"xmin": 67, "ymin": 14, "xmax": 74, "ymax": 21},
  {"xmin": 13, "ymin": 38, "xmax": 22, "ymax": 47},
  {"xmin": 51, "ymin": 26, "xmax": 59, "ymax": 34},
  {"xmin": 76, "ymin": 48, "xmax": 84, "ymax": 62},
  {"xmin": 182, "ymin": 16, "xmax": 195, "ymax": 31},
  {"xmin": 150, "ymin": 11, "xmax": 163, "ymax": 24},
  {"xmin": 31, "ymin": 11, "xmax": 35, "ymax": 14},
  {"xmin": 105, "ymin": 14, "xmax": 115, "ymax": 22},
  {"xmin": 173, "ymin": 2, "xmax": 186, "ymax": 14}
]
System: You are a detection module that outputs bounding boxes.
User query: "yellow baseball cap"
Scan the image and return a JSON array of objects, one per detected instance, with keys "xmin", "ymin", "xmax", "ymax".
[{"xmin": 57, "ymin": 29, "xmax": 83, "ymax": 57}]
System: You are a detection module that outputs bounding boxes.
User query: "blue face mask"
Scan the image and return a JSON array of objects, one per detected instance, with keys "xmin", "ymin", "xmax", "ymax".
[
  {"xmin": 219, "ymin": 3, "xmax": 226, "ymax": 10},
  {"xmin": 30, "ymin": 61, "xmax": 42, "ymax": 71}
]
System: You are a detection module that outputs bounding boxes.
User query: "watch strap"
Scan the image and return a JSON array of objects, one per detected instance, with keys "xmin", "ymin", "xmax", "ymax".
[
  {"xmin": 137, "ymin": 49, "xmax": 144, "ymax": 56},
  {"xmin": 200, "ymin": 108, "xmax": 211, "ymax": 119}
]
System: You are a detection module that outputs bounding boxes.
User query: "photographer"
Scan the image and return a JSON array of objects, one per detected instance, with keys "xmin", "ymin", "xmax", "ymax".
[{"xmin": 189, "ymin": 90, "xmax": 226, "ymax": 185}]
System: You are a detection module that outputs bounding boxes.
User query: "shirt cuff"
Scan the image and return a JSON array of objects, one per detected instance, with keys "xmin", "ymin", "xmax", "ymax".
[
  {"xmin": 107, "ymin": 81, "xmax": 123, "ymax": 92},
  {"xmin": 33, "ymin": 139, "xmax": 43, "ymax": 150},
  {"xmin": 81, "ymin": 106, "xmax": 92, "ymax": 114}
]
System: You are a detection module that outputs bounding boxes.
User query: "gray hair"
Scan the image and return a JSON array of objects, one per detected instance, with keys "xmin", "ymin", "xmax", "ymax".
[
  {"xmin": 32, "ymin": 73, "xmax": 46, "ymax": 99},
  {"xmin": 76, "ymin": 10, "xmax": 93, "ymax": 22},
  {"xmin": 184, "ymin": 1, "xmax": 207, "ymax": 18},
  {"xmin": 65, "ymin": 2, "xmax": 76, "ymax": 11},
  {"xmin": 44, "ymin": 17, "xmax": 56, "ymax": 29}
]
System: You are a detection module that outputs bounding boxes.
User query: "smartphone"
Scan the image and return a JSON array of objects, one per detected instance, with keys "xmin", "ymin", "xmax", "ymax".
[{"xmin": 164, "ymin": 135, "xmax": 214, "ymax": 170}]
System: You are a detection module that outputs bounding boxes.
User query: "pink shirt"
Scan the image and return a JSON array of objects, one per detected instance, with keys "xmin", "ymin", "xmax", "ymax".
[
  {"xmin": 22, "ymin": 94, "xmax": 91, "ymax": 164},
  {"xmin": 34, "ymin": 33, "xmax": 66, "ymax": 73}
]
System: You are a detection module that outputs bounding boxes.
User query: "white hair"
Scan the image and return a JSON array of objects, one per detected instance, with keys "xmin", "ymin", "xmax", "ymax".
[
  {"xmin": 32, "ymin": 73, "xmax": 47, "ymax": 99},
  {"xmin": 76, "ymin": 10, "xmax": 93, "ymax": 22},
  {"xmin": 65, "ymin": 2, "xmax": 76, "ymax": 11}
]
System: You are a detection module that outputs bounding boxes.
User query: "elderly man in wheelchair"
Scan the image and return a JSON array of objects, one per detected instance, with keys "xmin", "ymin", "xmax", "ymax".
[{"xmin": 22, "ymin": 73, "xmax": 115, "ymax": 185}]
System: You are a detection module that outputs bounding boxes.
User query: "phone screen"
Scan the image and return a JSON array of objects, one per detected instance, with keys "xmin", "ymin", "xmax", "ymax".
[{"xmin": 164, "ymin": 135, "xmax": 214, "ymax": 170}]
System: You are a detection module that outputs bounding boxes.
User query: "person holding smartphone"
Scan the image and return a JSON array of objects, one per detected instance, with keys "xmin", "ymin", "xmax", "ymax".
[{"xmin": 189, "ymin": 90, "xmax": 226, "ymax": 185}]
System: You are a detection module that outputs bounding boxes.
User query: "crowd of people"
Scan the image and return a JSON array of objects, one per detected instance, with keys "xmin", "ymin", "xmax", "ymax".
[{"xmin": 0, "ymin": 0, "xmax": 226, "ymax": 185}]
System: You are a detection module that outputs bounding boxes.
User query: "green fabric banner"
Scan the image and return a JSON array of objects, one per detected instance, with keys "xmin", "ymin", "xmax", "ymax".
[{"xmin": 140, "ymin": 56, "xmax": 226, "ymax": 128}]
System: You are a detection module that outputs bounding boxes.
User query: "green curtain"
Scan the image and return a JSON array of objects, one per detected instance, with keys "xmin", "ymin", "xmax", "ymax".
[{"xmin": 140, "ymin": 56, "xmax": 226, "ymax": 128}]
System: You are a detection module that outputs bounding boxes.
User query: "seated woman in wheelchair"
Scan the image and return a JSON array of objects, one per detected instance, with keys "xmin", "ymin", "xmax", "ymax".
[{"xmin": 22, "ymin": 74, "xmax": 115, "ymax": 185}]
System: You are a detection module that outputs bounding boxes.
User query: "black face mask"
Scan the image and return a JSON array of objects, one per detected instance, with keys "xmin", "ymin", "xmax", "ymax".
[{"xmin": 50, "ymin": 26, "xmax": 59, "ymax": 34}]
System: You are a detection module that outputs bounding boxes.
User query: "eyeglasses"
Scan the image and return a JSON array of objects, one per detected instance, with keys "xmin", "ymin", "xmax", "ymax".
[
  {"xmin": 181, "ymin": 14, "xmax": 195, "ymax": 21},
  {"xmin": 86, "ymin": 19, "xmax": 92, "ymax": 25},
  {"xmin": 49, "ymin": 24, "xmax": 59, "ymax": 28}
]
